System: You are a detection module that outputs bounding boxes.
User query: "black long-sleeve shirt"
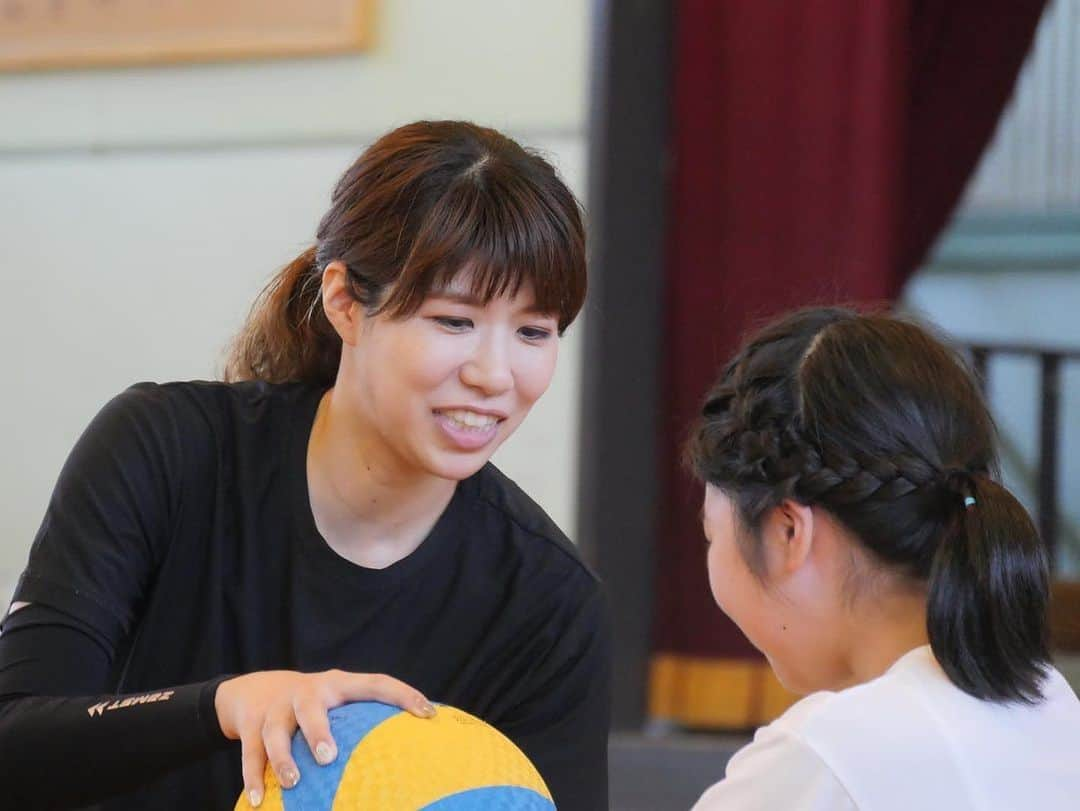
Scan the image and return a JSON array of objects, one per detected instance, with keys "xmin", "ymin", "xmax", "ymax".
[{"xmin": 0, "ymin": 381, "xmax": 611, "ymax": 810}]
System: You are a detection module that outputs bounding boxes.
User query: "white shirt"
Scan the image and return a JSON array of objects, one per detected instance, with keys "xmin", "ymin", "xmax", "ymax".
[{"xmin": 693, "ymin": 646, "xmax": 1080, "ymax": 810}]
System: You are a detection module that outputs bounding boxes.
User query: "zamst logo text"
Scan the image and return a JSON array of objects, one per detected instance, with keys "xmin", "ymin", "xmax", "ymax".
[{"xmin": 87, "ymin": 690, "xmax": 174, "ymax": 718}]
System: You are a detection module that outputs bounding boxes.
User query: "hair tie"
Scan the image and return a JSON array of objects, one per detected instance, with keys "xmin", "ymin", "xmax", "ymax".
[{"xmin": 941, "ymin": 467, "xmax": 978, "ymax": 510}]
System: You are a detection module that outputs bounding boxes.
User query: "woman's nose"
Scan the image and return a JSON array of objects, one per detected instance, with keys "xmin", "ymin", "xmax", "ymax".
[{"xmin": 460, "ymin": 336, "xmax": 514, "ymax": 396}]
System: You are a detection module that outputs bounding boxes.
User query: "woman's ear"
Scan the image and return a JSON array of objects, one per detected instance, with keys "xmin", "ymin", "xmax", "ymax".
[
  {"xmin": 761, "ymin": 499, "xmax": 815, "ymax": 577},
  {"xmin": 322, "ymin": 260, "xmax": 362, "ymax": 345}
]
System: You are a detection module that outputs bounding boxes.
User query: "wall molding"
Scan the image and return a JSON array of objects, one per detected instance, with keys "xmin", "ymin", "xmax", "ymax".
[{"xmin": 925, "ymin": 211, "xmax": 1080, "ymax": 273}]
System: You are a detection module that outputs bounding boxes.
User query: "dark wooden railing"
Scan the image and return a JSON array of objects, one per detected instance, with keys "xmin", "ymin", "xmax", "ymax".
[
  {"xmin": 967, "ymin": 342, "xmax": 1080, "ymax": 652},
  {"xmin": 967, "ymin": 342, "xmax": 1080, "ymax": 570}
]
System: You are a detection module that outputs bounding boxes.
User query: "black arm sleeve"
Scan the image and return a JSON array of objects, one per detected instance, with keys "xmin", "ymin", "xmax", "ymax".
[
  {"xmin": 0, "ymin": 603, "xmax": 231, "ymax": 810},
  {"xmin": 494, "ymin": 581, "xmax": 613, "ymax": 811}
]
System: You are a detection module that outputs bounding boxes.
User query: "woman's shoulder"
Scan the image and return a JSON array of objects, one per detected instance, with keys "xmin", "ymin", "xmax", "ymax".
[
  {"xmin": 121, "ymin": 378, "xmax": 314, "ymax": 410},
  {"xmin": 103, "ymin": 379, "xmax": 319, "ymax": 432},
  {"xmin": 763, "ymin": 646, "xmax": 1080, "ymax": 808},
  {"xmin": 83, "ymin": 381, "xmax": 322, "ymax": 484},
  {"xmin": 465, "ymin": 464, "xmax": 600, "ymax": 589}
]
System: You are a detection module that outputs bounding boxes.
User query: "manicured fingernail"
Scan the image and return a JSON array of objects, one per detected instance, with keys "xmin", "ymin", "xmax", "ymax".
[
  {"xmin": 416, "ymin": 699, "xmax": 436, "ymax": 718},
  {"xmin": 315, "ymin": 741, "xmax": 336, "ymax": 764},
  {"xmin": 248, "ymin": 789, "xmax": 263, "ymax": 807},
  {"xmin": 282, "ymin": 767, "xmax": 300, "ymax": 788}
]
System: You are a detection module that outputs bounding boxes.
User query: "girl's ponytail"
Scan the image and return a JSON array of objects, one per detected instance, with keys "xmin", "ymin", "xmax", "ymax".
[
  {"xmin": 224, "ymin": 246, "xmax": 343, "ymax": 387},
  {"xmin": 927, "ymin": 473, "xmax": 1050, "ymax": 703}
]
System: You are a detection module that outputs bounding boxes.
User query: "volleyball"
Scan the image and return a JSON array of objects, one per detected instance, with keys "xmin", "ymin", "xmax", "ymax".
[{"xmin": 234, "ymin": 701, "xmax": 555, "ymax": 810}]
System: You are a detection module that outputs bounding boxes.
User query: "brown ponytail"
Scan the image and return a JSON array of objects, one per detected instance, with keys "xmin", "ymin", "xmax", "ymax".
[
  {"xmin": 224, "ymin": 245, "xmax": 343, "ymax": 386},
  {"xmin": 224, "ymin": 120, "xmax": 587, "ymax": 386}
]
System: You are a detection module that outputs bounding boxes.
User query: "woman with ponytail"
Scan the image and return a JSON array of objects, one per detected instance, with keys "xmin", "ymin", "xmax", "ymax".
[
  {"xmin": 0, "ymin": 121, "xmax": 608, "ymax": 810},
  {"xmin": 689, "ymin": 307, "xmax": 1080, "ymax": 809}
]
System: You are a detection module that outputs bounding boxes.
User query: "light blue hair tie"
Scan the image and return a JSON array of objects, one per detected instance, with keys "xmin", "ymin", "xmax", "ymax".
[{"xmin": 963, "ymin": 495, "xmax": 976, "ymax": 508}]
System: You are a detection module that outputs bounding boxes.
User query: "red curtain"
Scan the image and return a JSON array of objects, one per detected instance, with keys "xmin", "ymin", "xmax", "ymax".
[{"xmin": 652, "ymin": 0, "xmax": 1048, "ymax": 728}]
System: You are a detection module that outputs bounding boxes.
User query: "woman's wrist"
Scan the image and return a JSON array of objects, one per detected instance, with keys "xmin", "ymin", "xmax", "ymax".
[{"xmin": 206, "ymin": 674, "xmax": 237, "ymax": 741}]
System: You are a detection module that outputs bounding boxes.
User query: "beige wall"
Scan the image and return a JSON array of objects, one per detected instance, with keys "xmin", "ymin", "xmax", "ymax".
[
  {"xmin": 0, "ymin": 1, "xmax": 589, "ymax": 150},
  {"xmin": 0, "ymin": 1, "xmax": 592, "ymax": 600}
]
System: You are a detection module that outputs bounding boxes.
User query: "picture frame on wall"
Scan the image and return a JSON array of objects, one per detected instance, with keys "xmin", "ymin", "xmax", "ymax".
[{"xmin": 0, "ymin": 0, "xmax": 375, "ymax": 72}]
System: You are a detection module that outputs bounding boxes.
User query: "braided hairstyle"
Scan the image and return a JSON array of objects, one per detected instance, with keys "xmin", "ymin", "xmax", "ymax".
[{"xmin": 688, "ymin": 307, "xmax": 1050, "ymax": 703}]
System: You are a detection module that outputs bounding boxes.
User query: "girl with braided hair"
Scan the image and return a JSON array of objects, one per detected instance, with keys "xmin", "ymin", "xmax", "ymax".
[{"xmin": 690, "ymin": 307, "xmax": 1080, "ymax": 810}]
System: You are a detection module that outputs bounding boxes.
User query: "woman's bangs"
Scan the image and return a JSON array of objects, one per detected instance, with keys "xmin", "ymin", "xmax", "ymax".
[{"xmin": 382, "ymin": 175, "xmax": 585, "ymax": 330}]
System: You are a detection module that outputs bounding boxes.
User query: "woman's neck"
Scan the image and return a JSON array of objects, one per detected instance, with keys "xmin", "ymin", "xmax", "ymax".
[
  {"xmin": 305, "ymin": 388, "xmax": 457, "ymax": 569},
  {"xmin": 842, "ymin": 580, "xmax": 930, "ymax": 687}
]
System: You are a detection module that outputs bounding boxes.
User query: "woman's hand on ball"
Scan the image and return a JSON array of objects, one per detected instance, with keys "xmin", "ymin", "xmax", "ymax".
[{"xmin": 214, "ymin": 669, "xmax": 436, "ymax": 807}]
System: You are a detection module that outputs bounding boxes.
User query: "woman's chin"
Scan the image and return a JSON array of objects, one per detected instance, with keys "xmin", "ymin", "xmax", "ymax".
[{"xmin": 423, "ymin": 450, "xmax": 493, "ymax": 482}]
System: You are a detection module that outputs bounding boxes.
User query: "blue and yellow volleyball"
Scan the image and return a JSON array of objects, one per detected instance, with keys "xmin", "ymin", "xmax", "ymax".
[{"xmin": 234, "ymin": 701, "xmax": 555, "ymax": 810}]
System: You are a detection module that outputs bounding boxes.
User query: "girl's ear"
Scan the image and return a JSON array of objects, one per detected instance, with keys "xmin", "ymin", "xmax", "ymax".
[
  {"xmin": 322, "ymin": 260, "xmax": 363, "ymax": 345},
  {"xmin": 760, "ymin": 499, "xmax": 815, "ymax": 577}
]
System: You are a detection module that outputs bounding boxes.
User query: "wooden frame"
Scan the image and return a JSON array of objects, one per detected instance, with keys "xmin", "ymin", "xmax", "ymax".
[{"xmin": 0, "ymin": 0, "xmax": 375, "ymax": 72}]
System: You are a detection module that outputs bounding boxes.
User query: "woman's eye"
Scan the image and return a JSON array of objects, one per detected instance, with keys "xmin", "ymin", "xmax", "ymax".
[
  {"xmin": 433, "ymin": 316, "xmax": 473, "ymax": 331},
  {"xmin": 519, "ymin": 326, "xmax": 553, "ymax": 342}
]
